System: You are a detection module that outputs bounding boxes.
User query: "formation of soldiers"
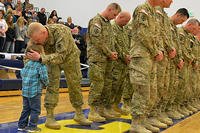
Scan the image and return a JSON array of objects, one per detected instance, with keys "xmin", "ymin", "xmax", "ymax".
[{"xmin": 87, "ymin": 1, "xmax": 200, "ymax": 133}]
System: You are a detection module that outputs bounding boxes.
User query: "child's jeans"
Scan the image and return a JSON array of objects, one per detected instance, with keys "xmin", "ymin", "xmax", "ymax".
[{"xmin": 18, "ymin": 94, "xmax": 41, "ymax": 128}]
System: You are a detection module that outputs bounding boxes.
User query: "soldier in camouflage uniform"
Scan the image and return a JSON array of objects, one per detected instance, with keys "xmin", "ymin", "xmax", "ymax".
[
  {"xmin": 129, "ymin": 0, "xmax": 164, "ymax": 132},
  {"xmin": 110, "ymin": 11, "xmax": 131, "ymax": 116},
  {"xmin": 26, "ymin": 22, "xmax": 92, "ymax": 130},
  {"xmin": 87, "ymin": 3, "xmax": 121, "ymax": 122},
  {"xmin": 176, "ymin": 19, "xmax": 200, "ymax": 116},
  {"xmin": 165, "ymin": 8, "xmax": 189, "ymax": 119}
]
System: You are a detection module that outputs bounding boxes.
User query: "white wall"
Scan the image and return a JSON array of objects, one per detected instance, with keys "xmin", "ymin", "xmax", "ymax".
[{"xmin": 28, "ymin": 0, "xmax": 200, "ymax": 27}]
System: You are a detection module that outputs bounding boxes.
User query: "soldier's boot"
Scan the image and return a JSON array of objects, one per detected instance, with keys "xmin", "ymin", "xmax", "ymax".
[
  {"xmin": 167, "ymin": 110, "xmax": 183, "ymax": 120},
  {"xmin": 181, "ymin": 106, "xmax": 193, "ymax": 115},
  {"xmin": 88, "ymin": 106, "xmax": 106, "ymax": 122},
  {"xmin": 157, "ymin": 113, "xmax": 173, "ymax": 126},
  {"xmin": 98, "ymin": 106, "xmax": 116, "ymax": 119},
  {"xmin": 45, "ymin": 108, "xmax": 61, "ymax": 130},
  {"xmin": 186, "ymin": 105, "xmax": 198, "ymax": 113},
  {"xmin": 108, "ymin": 107, "xmax": 121, "ymax": 117},
  {"xmin": 121, "ymin": 103, "xmax": 131, "ymax": 115},
  {"xmin": 143, "ymin": 120, "xmax": 160, "ymax": 132},
  {"xmin": 130, "ymin": 118, "xmax": 152, "ymax": 133},
  {"xmin": 192, "ymin": 102, "xmax": 200, "ymax": 110},
  {"xmin": 74, "ymin": 107, "xmax": 92, "ymax": 125},
  {"xmin": 112, "ymin": 104, "xmax": 123, "ymax": 113},
  {"xmin": 147, "ymin": 117, "xmax": 168, "ymax": 129},
  {"xmin": 178, "ymin": 106, "xmax": 190, "ymax": 117}
]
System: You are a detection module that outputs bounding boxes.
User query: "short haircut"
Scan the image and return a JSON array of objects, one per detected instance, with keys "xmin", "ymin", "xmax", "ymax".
[
  {"xmin": 187, "ymin": 18, "xmax": 200, "ymax": 25},
  {"xmin": 108, "ymin": 3, "xmax": 121, "ymax": 12},
  {"xmin": 176, "ymin": 8, "xmax": 189, "ymax": 18}
]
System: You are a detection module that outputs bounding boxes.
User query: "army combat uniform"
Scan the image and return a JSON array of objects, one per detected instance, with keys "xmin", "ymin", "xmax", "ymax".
[
  {"xmin": 110, "ymin": 21, "xmax": 130, "ymax": 113},
  {"xmin": 29, "ymin": 24, "xmax": 91, "ymax": 129},
  {"xmin": 129, "ymin": 2, "xmax": 161, "ymax": 133},
  {"xmin": 87, "ymin": 14, "xmax": 116, "ymax": 122}
]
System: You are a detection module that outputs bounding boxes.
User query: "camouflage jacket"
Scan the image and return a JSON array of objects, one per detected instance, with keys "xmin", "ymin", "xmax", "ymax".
[
  {"xmin": 112, "ymin": 21, "xmax": 129, "ymax": 64},
  {"xmin": 87, "ymin": 14, "xmax": 114, "ymax": 62},
  {"xmin": 30, "ymin": 24, "xmax": 80, "ymax": 65},
  {"xmin": 178, "ymin": 27, "xmax": 194, "ymax": 63},
  {"xmin": 130, "ymin": 2, "xmax": 160, "ymax": 58}
]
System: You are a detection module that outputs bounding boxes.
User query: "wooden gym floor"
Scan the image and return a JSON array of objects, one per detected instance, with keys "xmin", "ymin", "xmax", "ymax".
[{"xmin": 0, "ymin": 88, "xmax": 200, "ymax": 133}]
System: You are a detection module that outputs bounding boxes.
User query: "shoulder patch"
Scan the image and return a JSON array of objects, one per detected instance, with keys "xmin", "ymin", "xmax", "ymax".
[
  {"xmin": 139, "ymin": 9, "xmax": 148, "ymax": 15},
  {"xmin": 90, "ymin": 23, "xmax": 102, "ymax": 37},
  {"xmin": 94, "ymin": 23, "xmax": 101, "ymax": 29}
]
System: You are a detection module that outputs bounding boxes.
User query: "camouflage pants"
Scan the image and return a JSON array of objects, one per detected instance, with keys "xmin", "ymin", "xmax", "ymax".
[
  {"xmin": 165, "ymin": 61, "xmax": 179, "ymax": 110},
  {"xmin": 129, "ymin": 57, "xmax": 153, "ymax": 117},
  {"xmin": 122, "ymin": 74, "xmax": 133, "ymax": 105},
  {"xmin": 190, "ymin": 69, "xmax": 198, "ymax": 101},
  {"xmin": 88, "ymin": 60, "xmax": 113, "ymax": 107},
  {"xmin": 110, "ymin": 61, "xmax": 127, "ymax": 105},
  {"xmin": 175, "ymin": 63, "xmax": 190, "ymax": 106},
  {"xmin": 44, "ymin": 53, "xmax": 83, "ymax": 109}
]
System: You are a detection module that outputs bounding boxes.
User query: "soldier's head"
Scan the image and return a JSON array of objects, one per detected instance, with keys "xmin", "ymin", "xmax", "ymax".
[
  {"xmin": 171, "ymin": 8, "xmax": 189, "ymax": 25},
  {"xmin": 161, "ymin": 0, "xmax": 173, "ymax": 8},
  {"xmin": 28, "ymin": 22, "xmax": 48, "ymax": 44},
  {"xmin": 115, "ymin": 11, "xmax": 131, "ymax": 27},
  {"xmin": 184, "ymin": 18, "xmax": 200, "ymax": 35},
  {"xmin": 101, "ymin": 3, "xmax": 121, "ymax": 20}
]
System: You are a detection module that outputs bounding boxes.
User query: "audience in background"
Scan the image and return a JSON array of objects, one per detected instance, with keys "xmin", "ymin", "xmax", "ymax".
[
  {"xmin": 37, "ymin": 7, "xmax": 46, "ymax": 25},
  {"xmin": 0, "ymin": 9, "xmax": 7, "ymax": 52},
  {"xmin": 66, "ymin": 16, "xmax": 74, "ymax": 29}
]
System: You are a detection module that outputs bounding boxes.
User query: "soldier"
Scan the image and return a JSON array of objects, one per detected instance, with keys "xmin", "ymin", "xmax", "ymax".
[
  {"xmin": 26, "ymin": 22, "xmax": 92, "ymax": 130},
  {"xmin": 129, "ymin": 0, "xmax": 164, "ymax": 132},
  {"xmin": 87, "ymin": 3, "xmax": 121, "ymax": 122},
  {"xmin": 166, "ymin": 8, "xmax": 189, "ymax": 119},
  {"xmin": 176, "ymin": 19, "xmax": 200, "ymax": 116},
  {"xmin": 110, "ymin": 11, "xmax": 131, "ymax": 115}
]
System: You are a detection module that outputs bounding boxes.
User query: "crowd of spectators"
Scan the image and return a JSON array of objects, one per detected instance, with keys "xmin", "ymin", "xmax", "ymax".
[{"xmin": 0, "ymin": 0, "xmax": 88, "ymax": 78}]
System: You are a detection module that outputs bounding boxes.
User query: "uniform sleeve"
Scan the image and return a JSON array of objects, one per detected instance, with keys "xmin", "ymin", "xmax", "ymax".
[
  {"xmin": 41, "ymin": 29, "xmax": 72, "ymax": 64},
  {"xmin": 39, "ymin": 65, "xmax": 49, "ymax": 87},
  {"xmin": 179, "ymin": 33, "xmax": 194, "ymax": 62},
  {"xmin": 88, "ymin": 20, "xmax": 112, "ymax": 57},
  {"xmin": 133, "ymin": 9, "xmax": 159, "ymax": 57}
]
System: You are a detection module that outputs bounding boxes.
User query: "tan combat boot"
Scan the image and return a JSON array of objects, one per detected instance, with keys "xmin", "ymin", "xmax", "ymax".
[
  {"xmin": 98, "ymin": 106, "xmax": 116, "ymax": 119},
  {"xmin": 143, "ymin": 120, "xmax": 160, "ymax": 132},
  {"xmin": 45, "ymin": 108, "xmax": 61, "ymax": 130},
  {"xmin": 182, "ymin": 106, "xmax": 193, "ymax": 115},
  {"xmin": 167, "ymin": 110, "xmax": 184, "ymax": 120},
  {"xmin": 147, "ymin": 117, "xmax": 168, "ymax": 129},
  {"xmin": 178, "ymin": 106, "xmax": 190, "ymax": 117},
  {"xmin": 88, "ymin": 106, "xmax": 106, "ymax": 122},
  {"xmin": 108, "ymin": 107, "xmax": 121, "ymax": 117},
  {"xmin": 157, "ymin": 113, "xmax": 173, "ymax": 126},
  {"xmin": 74, "ymin": 107, "xmax": 92, "ymax": 125},
  {"xmin": 187, "ymin": 105, "xmax": 198, "ymax": 113},
  {"xmin": 130, "ymin": 118, "xmax": 152, "ymax": 133}
]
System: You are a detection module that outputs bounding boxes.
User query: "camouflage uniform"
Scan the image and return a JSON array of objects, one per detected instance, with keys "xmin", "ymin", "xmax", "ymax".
[
  {"xmin": 152, "ymin": 7, "xmax": 174, "ymax": 115},
  {"xmin": 175, "ymin": 27, "xmax": 194, "ymax": 107},
  {"xmin": 87, "ymin": 14, "xmax": 115, "ymax": 108},
  {"xmin": 129, "ymin": 2, "xmax": 159, "ymax": 118},
  {"xmin": 110, "ymin": 21, "xmax": 130, "ymax": 106},
  {"xmin": 165, "ymin": 20, "xmax": 183, "ymax": 111},
  {"xmin": 36, "ymin": 24, "xmax": 84, "ymax": 109}
]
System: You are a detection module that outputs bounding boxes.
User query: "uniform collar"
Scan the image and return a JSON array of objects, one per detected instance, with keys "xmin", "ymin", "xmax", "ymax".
[{"xmin": 98, "ymin": 13, "xmax": 109, "ymax": 22}]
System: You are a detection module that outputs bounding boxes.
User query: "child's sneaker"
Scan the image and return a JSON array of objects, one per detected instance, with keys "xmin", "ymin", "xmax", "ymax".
[
  {"xmin": 26, "ymin": 127, "xmax": 41, "ymax": 132},
  {"xmin": 17, "ymin": 127, "xmax": 26, "ymax": 131}
]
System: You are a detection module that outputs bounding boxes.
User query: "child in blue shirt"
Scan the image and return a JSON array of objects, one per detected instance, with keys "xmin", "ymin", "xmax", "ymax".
[{"xmin": 18, "ymin": 45, "xmax": 49, "ymax": 132}]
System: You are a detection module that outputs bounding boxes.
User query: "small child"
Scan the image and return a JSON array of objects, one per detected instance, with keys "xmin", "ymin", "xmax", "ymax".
[{"xmin": 18, "ymin": 45, "xmax": 49, "ymax": 132}]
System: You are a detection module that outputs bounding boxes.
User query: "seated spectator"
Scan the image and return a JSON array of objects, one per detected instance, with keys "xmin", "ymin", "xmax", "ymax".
[
  {"xmin": 66, "ymin": 16, "xmax": 74, "ymax": 29},
  {"xmin": 49, "ymin": 10, "xmax": 61, "ymax": 23},
  {"xmin": 72, "ymin": 25, "xmax": 88, "ymax": 78}
]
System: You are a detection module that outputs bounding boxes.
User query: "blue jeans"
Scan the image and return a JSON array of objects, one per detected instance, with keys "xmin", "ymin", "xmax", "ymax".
[{"xmin": 18, "ymin": 94, "xmax": 41, "ymax": 128}]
